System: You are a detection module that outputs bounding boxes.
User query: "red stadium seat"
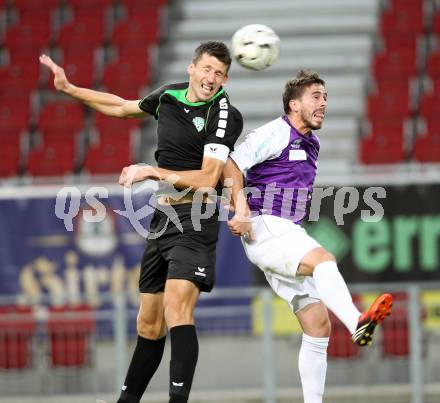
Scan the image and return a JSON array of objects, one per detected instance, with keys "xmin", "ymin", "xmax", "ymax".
[
  {"xmin": 327, "ymin": 295, "xmax": 362, "ymax": 359},
  {"xmin": 38, "ymin": 101, "xmax": 85, "ymax": 132},
  {"xmin": 380, "ymin": 7, "xmax": 424, "ymax": 35},
  {"xmin": 366, "ymin": 91, "xmax": 411, "ymax": 119},
  {"xmin": 419, "ymin": 93, "xmax": 440, "ymax": 118},
  {"xmin": 102, "ymin": 60, "xmax": 150, "ymax": 97},
  {"xmin": 57, "ymin": 19, "xmax": 104, "ymax": 48},
  {"xmin": 4, "ymin": 22, "xmax": 52, "ymax": 50},
  {"xmin": 426, "ymin": 52, "xmax": 440, "ymax": 76},
  {"xmin": 29, "ymin": 102, "xmax": 85, "ymax": 176},
  {"xmin": 0, "ymin": 132, "xmax": 23, "ymax": 177},
  {"xmin": 413, "ymin": 120, "xmax": 440, "ymax": 162},
  {"xmin": 0, "ymin": 305, "xmax": 36, "ymax": 369},
  {"xmin": 26, "ymin": 137, "xmax": 78, "ymax": 176},
  {"xmin": 360, "ymin": 130, "xmax": 405, "ymax": 164},
  {"xmin": 0, "ymin": 65, "xmax": 40, "ymax": 99},
  {"xmin": 83, "ymin": 114, "xmax": 140, "ymax": 174},
  {"xmin": 0, "ymin": 101, "xmax": 30, "ymax": 132},
  {"xmin": 111, "ymin": 17, "xmax": 159, "ymax": 47},
  {"xmin": 432, "ymin": 10, "xmax": 440, "ymax": 33},
  {"xmin": 47, "ymin": 305, "xmax": 95, "ymax": 367},
  {"xmin": 372, "ymin": 50, "xmax": 417, "ymax": 77}
]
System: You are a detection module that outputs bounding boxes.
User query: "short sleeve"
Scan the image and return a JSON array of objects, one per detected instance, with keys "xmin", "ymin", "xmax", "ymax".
[
  {"xmin": 138, "ymin": 85, "xmax": 166, "ymax": 119},
  {"xmin": 203, "ymin": 97, "xmax": 243, "ymax": 162},
  {"xmin": 230, "ymin": 119, "xmax": 290, "ymax": 173}
]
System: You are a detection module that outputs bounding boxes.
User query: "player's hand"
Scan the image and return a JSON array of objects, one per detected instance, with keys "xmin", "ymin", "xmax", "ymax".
[
  {"xmin": 227, "ymin": 214, "xmax": 255, "ymax": 241},
  {"xmin": 39, "ymin": 54, "xmax": 71, "ymax": 92},
  {"xmin": 119, "ymin": 165, "xmax": 153, "ymax": 188}
]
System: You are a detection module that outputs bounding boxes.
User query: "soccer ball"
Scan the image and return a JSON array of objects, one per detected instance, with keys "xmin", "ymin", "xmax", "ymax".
[{"xmin": 231, "ymin": 24, "xmax": 280, "ymax": 71}]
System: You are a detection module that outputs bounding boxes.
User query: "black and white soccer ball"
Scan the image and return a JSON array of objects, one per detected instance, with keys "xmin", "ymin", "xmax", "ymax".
[{"xmin": 231, "ymin": 24, "xmax": 280, "ymax": 71}]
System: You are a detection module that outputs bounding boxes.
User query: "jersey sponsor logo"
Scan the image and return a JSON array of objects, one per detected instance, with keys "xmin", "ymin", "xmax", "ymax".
[
  {"xmin": 192, "ymin": 116, "xmax": 205, "ymax": 132},
  {"xmin": 172, "ymin": 382, "xmax": 184, "ymax": 387},
  {"xmin": 291, "ymin": 139, "xmax": 302, "ymax": 149}
]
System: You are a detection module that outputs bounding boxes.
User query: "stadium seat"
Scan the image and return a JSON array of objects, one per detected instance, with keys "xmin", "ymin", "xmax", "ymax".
[
  {"xmin": 327, "ymin": 295, "xmax": 362, "ymax": 359},
  {"xmin": 38, "ymin": 101, "xmax": 85, "ymax": 132},
  {"xmin": 57, "ymin": 19, "xmax": 105, "ymax": 48},
  {"xmin": 4, "ymin": 22, "xmax": 52, "ymax": 50},
  {"xmin": 26, "ymin": 137, "xmax": 78, "ymax": 176},
  {"xmin": 372, "ymin": 49, "xmax": 417, "ymax": 77},
  {"xmin": 366, "ymin": 91, "xmax": 411, "ymax": 119},
  {"xmin": 0, "ymin": 305, "xmax": 36, "ymax": 370},
  {"xmin": 0, "ymin": 134, "xmax": 22, "ymax": 177},
  {"xmin": 83, "ymin": 114, "xmax": 140, "ymax": 174},
  {"xmin": 380, "ymin": 292, "xmax": 426, "ymax": 357},
  {"xmin": 47, "ymin": 305, "xmax": 95, "ymax": 367},
  {"xmin": 0, "ymin": 100, "xmax": 30, "ymax": 132},
  {"xmin": 413, "ymin": 120, "xmax": 440, "ymax": 162},
  {"xmin": 59, "ymin": 49, "xmax": 96, "ymax": 88},
  {"xmin": 102, "ymin": 59, "xmax": 150, "ymax": 97},
  {"xmin": 380, "ymin": 7, "xmax": 424, "ymax": 35},
  {"xmin": 0, "ymin": 65, "xmax": 40, "ymax": 99},
  {"xmin": 111, "ymin": 17, "xmax": 159, "ymax": 47},
  {"xmin": 360, "ymin": 131, "xmax": 405, "ymax": 164}
]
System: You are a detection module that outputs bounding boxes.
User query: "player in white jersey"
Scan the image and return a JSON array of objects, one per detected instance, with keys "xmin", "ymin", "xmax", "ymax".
[{"xmin": 222, "ymin": 70, "xmax": 393, "ymax": 403}]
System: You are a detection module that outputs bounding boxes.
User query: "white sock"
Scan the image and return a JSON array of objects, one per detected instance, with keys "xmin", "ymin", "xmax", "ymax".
[
  {"xmin": 298, "ymin": 333, "xmax": 329, "ymax": 403},
  {"xmin": 313, "ymin": 261, "xmax": 361, "ymax": 334}
]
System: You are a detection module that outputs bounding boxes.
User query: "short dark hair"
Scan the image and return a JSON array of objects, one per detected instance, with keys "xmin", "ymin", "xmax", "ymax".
[
  {"xmin": 193, "ymin": 41, "xmax": 232, "ymax": 72},
  {"xmin": 282, "ymin": 69, "xmax": 325, "ymax": 114}
]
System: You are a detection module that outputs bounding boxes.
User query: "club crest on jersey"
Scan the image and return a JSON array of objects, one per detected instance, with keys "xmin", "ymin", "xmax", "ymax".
[{"xmin": 192, "ymin": 117, "xmax": 205, "ymax": 132}]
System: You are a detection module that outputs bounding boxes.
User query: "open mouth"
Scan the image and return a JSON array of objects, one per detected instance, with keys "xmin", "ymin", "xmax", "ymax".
[
  {"xmin": 313, "ymin": 111, "xmax": 325, "ymax": 121},
  {"xmin": 201, "ymin": 83, "xmax": 213, "ymax": 96}
]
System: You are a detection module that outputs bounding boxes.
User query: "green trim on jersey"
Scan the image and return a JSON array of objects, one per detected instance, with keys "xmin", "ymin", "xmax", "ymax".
[{"xmin": 164, "ymin": 87, "xmax": 225, "ymax": 106}]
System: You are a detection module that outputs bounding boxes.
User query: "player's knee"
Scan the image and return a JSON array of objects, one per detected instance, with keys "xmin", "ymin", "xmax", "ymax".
[
  {"xmin": 316, "ymin": 250, "xmax": 336, "ymax": 265},
  {"xmin": 137, "ymin": 313, "xmax": 165, "ymax": 339},
  {"xmin": 163, "ymin": 297, "xmax": 194, "ymax": 325}
]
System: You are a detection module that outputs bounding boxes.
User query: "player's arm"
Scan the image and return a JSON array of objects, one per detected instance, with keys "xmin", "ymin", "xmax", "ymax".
[
  {"xmin": 119, "ymin": 156, "xmax": 225, "ymax": 191},
  {"xmin": 39, "ymin": 54, "xmax": 148, "ymax": 119},
  {"xmin": 223, "ymin": 157, "xmax": 254, "ymax": 238}
]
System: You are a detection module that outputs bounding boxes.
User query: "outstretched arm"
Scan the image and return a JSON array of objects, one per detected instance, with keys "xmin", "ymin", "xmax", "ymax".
[{"xmin": 39, "ymin": 54, "xmax": 148, "ymax": 119}]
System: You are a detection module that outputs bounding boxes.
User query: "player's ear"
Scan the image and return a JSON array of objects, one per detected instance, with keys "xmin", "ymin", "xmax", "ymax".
[
  {"xmin": 289, "ymin": 99, "xmax": 299, "ymax": 113},
  {"xmin": 187, "ymin": 63, "xmax": 194, "ymax": 75}
]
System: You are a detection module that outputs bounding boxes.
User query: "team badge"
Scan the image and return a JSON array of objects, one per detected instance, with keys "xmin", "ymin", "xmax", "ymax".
[{"xmin": 192, "ymin": 117, "xmax": 205, "ymax": 132}]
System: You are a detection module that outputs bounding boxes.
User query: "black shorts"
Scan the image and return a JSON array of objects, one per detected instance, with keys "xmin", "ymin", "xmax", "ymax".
[{"xmin": 139, "ymin": 202, "xmax": 219, "ymax": 293}]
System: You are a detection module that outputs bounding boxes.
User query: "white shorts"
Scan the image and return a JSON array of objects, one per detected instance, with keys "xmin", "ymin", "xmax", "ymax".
[{"xmin": 242, "ymin": 215, "xmax": 322, "ymax": 312}]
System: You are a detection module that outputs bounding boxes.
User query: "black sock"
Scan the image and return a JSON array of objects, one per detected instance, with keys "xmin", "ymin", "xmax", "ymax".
[
  {"xmin": 117, "ymin": 335, "xmax": 166, "ymax": 403},
  {"xmin": 168, "ymin": 325, "xmax": 198, "ymax": 403}
]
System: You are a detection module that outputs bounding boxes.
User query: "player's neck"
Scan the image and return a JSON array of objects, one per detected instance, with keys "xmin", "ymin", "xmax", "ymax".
[{"xmin": 285, "ymin": 115, "xmax": 312, "ymax": 137}]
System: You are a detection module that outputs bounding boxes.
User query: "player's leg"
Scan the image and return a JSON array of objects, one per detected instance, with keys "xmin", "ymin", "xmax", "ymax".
[
  {"xmin": 161, "ymin": 203, "xmax": 219, "ymax": 403},
  {"xmin": 298, "ymin": 247, "xmax": 392, "ymax": 345},
  {"xmin": 295, "ymin": 301, "xmax": 330, "ymax": 403},
  {"xmin": 163, "ymin": 279, "xmax": 200, "ymax": 403},
  {"xmin": 117, "ymin": 292, "xmax": 166, "ymax": 403},
  {"xmin": 117, "ymin": 237, "xmax": 168, "ymax": 403}
]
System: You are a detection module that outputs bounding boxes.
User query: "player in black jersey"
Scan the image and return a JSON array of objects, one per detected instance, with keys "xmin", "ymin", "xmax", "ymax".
[{"xmin": 40, "ymin": 41, "xmax": 243, "ymax": 403}]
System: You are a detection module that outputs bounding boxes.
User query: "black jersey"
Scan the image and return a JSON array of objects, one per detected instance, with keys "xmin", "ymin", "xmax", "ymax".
[{"xmin": 138, "ymin": 82, "xmax": 243, "ymax": 172}]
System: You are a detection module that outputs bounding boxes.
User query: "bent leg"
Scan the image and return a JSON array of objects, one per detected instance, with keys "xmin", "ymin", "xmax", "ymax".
[
  {"xmin": 117, "ymin": 292, "xmax": 166, "ymax": 403},
  {"xmin": 164, "ymin": 279, "xmax": 200, "ymax": 403},
  {"xmin": 298, "ymin": 247, "xmax": 361, "ymax": 334},
  {"xmin": 296, "ymin": 302, "xmax": 330, "ymax": 403}
]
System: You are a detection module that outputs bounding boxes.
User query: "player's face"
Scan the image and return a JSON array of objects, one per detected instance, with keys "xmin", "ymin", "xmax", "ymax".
[
  {"xmin": 296, "ymin": 83, "xmax": 327, "ymax": 130},
  {"xmin": 187, "ymin": 53, "xmax": 229, "ymax": 102}
]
